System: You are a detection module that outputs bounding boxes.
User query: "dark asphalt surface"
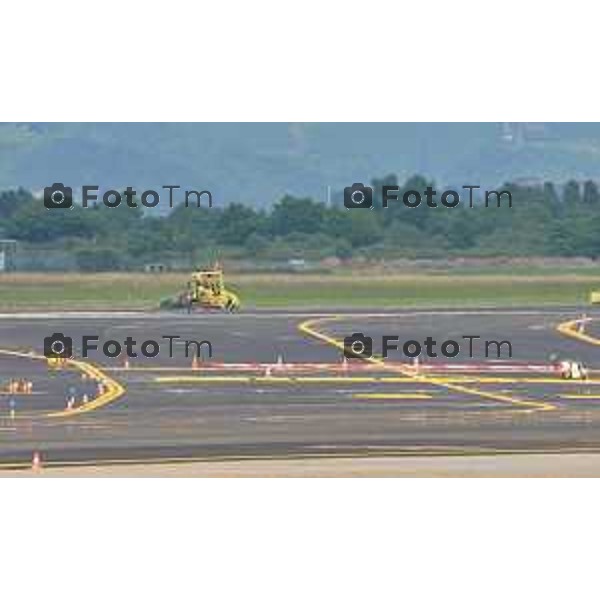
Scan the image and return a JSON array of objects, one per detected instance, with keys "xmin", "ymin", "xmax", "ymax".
[{"xmin": 1, "ymin": 307, "xmax": 600, "ymax": 466}]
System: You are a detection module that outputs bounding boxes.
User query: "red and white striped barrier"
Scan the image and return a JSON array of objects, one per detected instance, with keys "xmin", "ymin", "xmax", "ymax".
[{"xmin": 182, "ymin": 360, "xmax": 561, "ymax": 375}]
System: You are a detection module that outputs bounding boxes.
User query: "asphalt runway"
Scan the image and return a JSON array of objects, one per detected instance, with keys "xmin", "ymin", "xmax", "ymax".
[{"xmin": 1, "ymin": 307, "xmax": 600, "ymax": 468}]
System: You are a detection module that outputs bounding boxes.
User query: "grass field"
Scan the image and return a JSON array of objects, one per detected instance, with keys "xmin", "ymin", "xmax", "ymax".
[{"xmin": 0, "ymin": 272, "xmax": 598, "ymax": 310}]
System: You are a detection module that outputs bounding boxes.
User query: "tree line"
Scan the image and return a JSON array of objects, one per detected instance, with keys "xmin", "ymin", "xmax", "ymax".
[{"xmin": 0, "ymin": 175, "xmax": 599, "ymax": 270}]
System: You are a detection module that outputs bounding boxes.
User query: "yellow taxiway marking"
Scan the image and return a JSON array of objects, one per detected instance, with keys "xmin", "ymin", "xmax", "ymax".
[
  {"xmin": 559, "ymin": 394, "xmax": 600, "ymax": 400},
  {"xmin": 152, "ymin": 374, "xmax": 600, "ymax": 388},
  {"xmin": 412, "ymin": 376, "xmax": 600, "ymax": 385},
  {"xmin": 155, "ymin": 375, "xmax": 409, "ymax": 384},
  {"xmin": 154, "ymin": 375, "xmax": 400, "ymax": 384},
  {"xmin": 557, "ymin": 318, "xmax": 600, "ymax": 346},
  {"xmin": 0, "ymin": 348, "xmax": 125, "ymax": 418},
  {"xmin": 289, "ymin": 376, "xmax": 379, "ymax": 383},
  {"xmin": 298, "ymin": 317, "xmax": 556, "ymax": 412},
  {"xmin": 354, "ymin": 393, "xmax": 433, "ymax": 400},
  {"xmin": 157, "ymin": 376, "xmax": 252, "ymax": 383},
  {"xmin": 47, "ymin": 358, "xmax": 125, "ymax": 418}
]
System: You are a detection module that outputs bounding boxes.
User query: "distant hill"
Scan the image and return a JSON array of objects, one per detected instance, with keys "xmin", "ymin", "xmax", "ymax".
[{"xmin": 2, "ymin": 122, "xmax": 600, "ymax": 209}]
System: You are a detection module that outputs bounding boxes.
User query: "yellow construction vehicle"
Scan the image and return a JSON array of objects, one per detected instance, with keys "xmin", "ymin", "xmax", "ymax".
[{"xmin": 161, "ymin": 264, "xmax": 240, "ymax": 312}]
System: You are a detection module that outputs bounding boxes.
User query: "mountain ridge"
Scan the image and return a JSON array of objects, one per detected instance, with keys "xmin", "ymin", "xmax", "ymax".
[{"xmin": 1, "ymin": 123, "xmax": 600, "ymax": 208}]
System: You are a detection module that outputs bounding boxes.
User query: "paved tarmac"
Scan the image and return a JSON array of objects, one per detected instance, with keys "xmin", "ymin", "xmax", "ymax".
[{"xmin": 0, "ymin": 308, "xmax": 599, "ymax": 471}]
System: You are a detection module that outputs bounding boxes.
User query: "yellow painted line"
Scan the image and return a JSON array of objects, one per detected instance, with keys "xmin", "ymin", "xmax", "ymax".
[
  {"xmin": 292, "ymin": 376, "xmax": 377, "ymax": 383},
  {"xmin": 110, "ymin": 364, "xmax": 598, "ymax": 386},
  {"xmin": 408, "ymin": 376, "xmax": 600, "ymax": 385},
  {"xmin": 154, "ymin": 375, "xmax": 387, "ymax": 384},
  {"xmin": 557, "ymin": 318, "xmax": 600, "ymax": 345},
  {"xmin": 362, "ymin": 376, "xmax": 556, "ymax": 384},
  {"xmin": 559, "ymin": 394, "xmax": 600, "ymax": 400},
  {"xmin": 0, "ymin": 347, "xmax": 125, "ymax": 418},
  {"xmin": 490, "ymin": 377, "xmax": 592, "ymax": 385},
  {"xmin": 46, "ymin": 358, "xmax": 125, "ymax": 418},
  {"xmin": 155, "ymin": 376, "xmax": 251, "ymax": 383},
  {"xmin": 298, "ymin": 317, "xmax": 556, "ymax": 412},
  {"xmin": 152, "ymin": 373, "xmax": 600, "ymax": 387},
  {"xmin": 354, "ymin": 393, "xmax": 433, "ymax": 400}
]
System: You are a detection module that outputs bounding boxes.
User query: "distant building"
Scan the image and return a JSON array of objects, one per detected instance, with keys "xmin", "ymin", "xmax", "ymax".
[{"xmin": 144, "ymin": 263, "xmax": 168, "ymax": 273}]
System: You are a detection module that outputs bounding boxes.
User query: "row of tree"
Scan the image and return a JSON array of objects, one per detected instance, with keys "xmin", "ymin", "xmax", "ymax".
[{"xmin": 1, "ymin": 176, "xmax": 599, "ymax": 270}]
